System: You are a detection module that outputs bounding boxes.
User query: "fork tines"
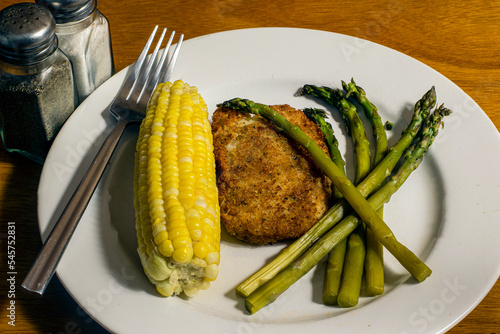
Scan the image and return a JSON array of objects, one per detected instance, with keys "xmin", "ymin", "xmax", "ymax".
[{"xmin": 127, "ymin": 26, "xmax": 184, "ymax": 105}]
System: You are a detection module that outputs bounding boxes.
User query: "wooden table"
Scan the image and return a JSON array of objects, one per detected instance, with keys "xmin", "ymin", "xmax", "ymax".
[{"xmin": 1, "ymin": 0, "xmax": 498, "ymax": 332}]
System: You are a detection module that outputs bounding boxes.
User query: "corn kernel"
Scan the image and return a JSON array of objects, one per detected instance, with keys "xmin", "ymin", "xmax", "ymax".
[
  {"xmin": 194, "ymin": 241, "xmax": 209, "ymax": 259},
  {"xmin": 172, "ymin": 246, "xmax": 193, "ymax": 264},
  {"xmin": 157, "ymin": 240, "xmax": 174, "ymax": 257}
]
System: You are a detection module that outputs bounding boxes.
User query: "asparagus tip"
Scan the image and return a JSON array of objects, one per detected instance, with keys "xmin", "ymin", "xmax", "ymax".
[
  {"xmin": 294, "ymin": 87, "xmax": 305, "ymax": 97},
  {"xmin": 303, "ymin": 107, "xmax": 327, "ymax": 120},
  {"xmin": 296, "ymin": 84, "xmax": 315, "ymax": 97}
]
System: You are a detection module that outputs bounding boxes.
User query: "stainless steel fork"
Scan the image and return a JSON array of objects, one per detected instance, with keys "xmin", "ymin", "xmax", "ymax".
[{"xmin": 21, "ymin": 26, "xmax": 184, "ymax": 296}]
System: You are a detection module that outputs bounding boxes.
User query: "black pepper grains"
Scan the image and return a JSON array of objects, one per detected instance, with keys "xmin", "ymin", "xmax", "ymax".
[{"xmin": 0, "ymin": 3, "xmax": 76, "ymax": 163}]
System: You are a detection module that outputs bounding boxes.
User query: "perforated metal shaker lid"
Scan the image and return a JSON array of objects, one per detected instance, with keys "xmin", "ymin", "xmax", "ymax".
[
  {"xmin": 0, "ymin": 3, "xmax": 57, "ymax": 65},
  {"xmin": 35, "ymin": 0, "xmax": 96, "ymax": 24}
]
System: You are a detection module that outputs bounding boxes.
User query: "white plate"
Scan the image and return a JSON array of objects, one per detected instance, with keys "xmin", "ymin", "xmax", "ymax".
[{"xmin": 38, "ymin": 28, "xmax": 500, "ymax": 333}]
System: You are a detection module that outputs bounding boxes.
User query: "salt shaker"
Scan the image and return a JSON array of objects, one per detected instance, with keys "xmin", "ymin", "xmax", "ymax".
[
  {"xmin": 0, "ymin": 3, "xmax": 77, "ymax": 163},
  {"xmin": 36, "ymin": 0, "xmax": 115, "ymax": 104}
]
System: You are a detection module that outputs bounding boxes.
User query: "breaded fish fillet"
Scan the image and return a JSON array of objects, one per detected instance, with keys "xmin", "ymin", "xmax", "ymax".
[{"xmin": 212, "ymin": 104, "xmax": 332, "ymax": 244}]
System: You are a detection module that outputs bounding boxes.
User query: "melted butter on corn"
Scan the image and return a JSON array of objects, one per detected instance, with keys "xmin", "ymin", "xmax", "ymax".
[{"xmin": 134, "ymin": 80, "xmax": 220, "ymax": 297}]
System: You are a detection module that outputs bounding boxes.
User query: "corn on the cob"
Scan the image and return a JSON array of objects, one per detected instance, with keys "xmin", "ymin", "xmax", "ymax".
[{"xmin": 134, "ymin": 80, "xmax": 220, "ymax": 297}]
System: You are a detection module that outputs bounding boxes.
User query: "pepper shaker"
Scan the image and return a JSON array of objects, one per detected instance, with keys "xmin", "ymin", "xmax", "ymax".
[
  {"xmin": 0, "ymin": 3, "xmax": 77, "ymax": 163},
  {"xmin": 36, "ymin": 0, "xmax": 115, "ymax": 104}
]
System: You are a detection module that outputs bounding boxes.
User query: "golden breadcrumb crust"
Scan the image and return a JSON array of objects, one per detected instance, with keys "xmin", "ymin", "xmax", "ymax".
[{"xmin": 212, "ymin": 104, "xmax": 332, "ymax": 244}]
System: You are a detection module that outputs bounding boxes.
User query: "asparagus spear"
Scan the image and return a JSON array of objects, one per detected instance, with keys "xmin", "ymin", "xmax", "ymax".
[
  {"xmin": 301, "ymin": 85, "xmax": 371, "ymax": 182},
  {"xmin": 337, "ymin": 225, "xmax": 366, "ymax": 307},
  {"xmin": 343, "ymin": 79, "xmax": 387, "ymax": 296},
  {"xmin": 322, "ymin": 237, "xmax": 347, "ymax": 305},
  {"xmin": 342, "ymin": 79, "xmax": 389, "ymax": 165},
  {"xmin": 334, "ymin": 89, "xmax": 370, "ymax": 307},
  {"xmin": 230, "ymin": 87, "xmax": 436, "ymax": 297},
  {"xmin": 302, "ymin": 107, "xmax": 348, "ymax": 305},
  {"xmin": 303, "ymin": 86, "xmax": 372, "ymax": 306},
  {"xmin": 218, "ymin": 98, "xmax": 431, "ymax": 283},
  {"xmin": 302, "ymin": 108, "xmax": 346, "ymax": 179},
  {"xmin": 245, "ymin": 105, "xmax": 451, "ymax": 313},
  {"xmin": 364, "ymin": 225, "xmax": 384, "ymax": 296}
]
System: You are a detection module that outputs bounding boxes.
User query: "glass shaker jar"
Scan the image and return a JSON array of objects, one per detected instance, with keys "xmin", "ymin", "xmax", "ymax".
[
  {"xmin": 0, "ymin": 3, "xmax": 77, "ymax": 164},
  {"xmin": 36, "ymin": 0, "xmax": 114, "ymax": 104}
]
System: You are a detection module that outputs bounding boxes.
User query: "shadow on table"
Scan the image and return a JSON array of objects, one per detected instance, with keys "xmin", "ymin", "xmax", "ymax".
[{"xmin": 0, "ymin": 149, "xmax": 108, "ymax": 333}]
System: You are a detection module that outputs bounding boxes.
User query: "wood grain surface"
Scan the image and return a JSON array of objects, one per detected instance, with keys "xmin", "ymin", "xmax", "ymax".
[{"xmin": 0, "ymin": 0, "xmax": 499, "ymax": 333}]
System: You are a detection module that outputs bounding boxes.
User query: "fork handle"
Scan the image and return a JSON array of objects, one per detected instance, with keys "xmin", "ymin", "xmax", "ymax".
[{"xmin": 21, "ymin": 119, "xmax": 129, "ymax": 296}]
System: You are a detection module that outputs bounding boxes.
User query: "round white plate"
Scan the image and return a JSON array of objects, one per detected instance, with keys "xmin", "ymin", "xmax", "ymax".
[{"xmin": 38, "ymin": 28, "xmax": 500, "ymax": 334}]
